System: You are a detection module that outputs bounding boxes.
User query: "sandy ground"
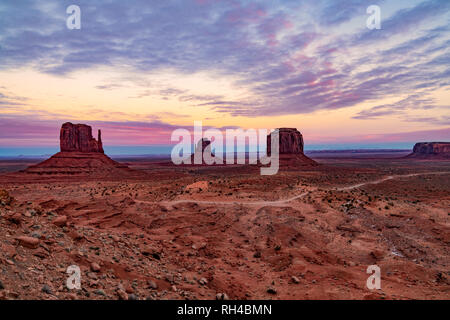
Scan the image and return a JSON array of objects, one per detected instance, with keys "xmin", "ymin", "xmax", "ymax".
[{"xmin": 0, "ymin": 155, "xmax": 449, "ymax": 300}]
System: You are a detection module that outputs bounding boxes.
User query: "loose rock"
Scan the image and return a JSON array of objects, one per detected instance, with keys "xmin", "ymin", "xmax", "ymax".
[
  {"xmin": 42, "ymin": 285, "xmax": 53, "ymax": 294},
  {"xmin": 17, "ymin": 236, "xmax": 40, "ymax": 249},
  {"xmin": 267, "ymin": 286, "xmax": 277, "ymax": 294},
  {"xmin": 53, "ymin": 215, "xmax": 68, "ymax": 227},
  {"xmin": 90, "ymin": 262, "xmax": 101, "ymax": 272},
  {"xmin": 216, "ymin": 293, "xmax": 229, "ymax": 300}
]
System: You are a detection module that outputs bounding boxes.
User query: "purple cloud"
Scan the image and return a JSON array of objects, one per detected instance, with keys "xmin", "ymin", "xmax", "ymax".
[{"xmin": 0, "ymin": 0, "xmax": 448, "ymax": 121}]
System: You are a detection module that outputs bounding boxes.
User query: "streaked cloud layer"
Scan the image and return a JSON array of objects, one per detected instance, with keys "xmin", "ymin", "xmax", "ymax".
[{"xmin": 0, "ymin": 0, "xmax": 449, "ymax": 148}]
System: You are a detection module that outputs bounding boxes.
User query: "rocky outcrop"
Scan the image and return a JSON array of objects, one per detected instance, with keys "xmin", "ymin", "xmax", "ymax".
[
  {"xmin": 266, "ymin": 128, "xmax": 317, "ymax": 167},
  {"xmin": 20, "ymin": 123, "xmax": 139, "ymax": 178},
  {"xmin": 407, "ymin": 142, "xmax": 450, "ymax": 159},
  {"xmin": 190, "ymin": 138, "xmax": 215, "ymax": 165},
  {"xmin": 267, "ymin": 128, "xmax": 304, "ymax": 155},
  {"xmin": 0, "ymin": 189, "xmax": 13, "ymax": 206},
  {"xmin": 195, "ymin": 138, "xmax": 211, "ymax": 154},
  {"xmin": 413, "ymin": 142, "xmax": 450, "ymax": 155},
  {"xmin": 60, "ymin": 122, "xmax": 104, "ymax": 153}
]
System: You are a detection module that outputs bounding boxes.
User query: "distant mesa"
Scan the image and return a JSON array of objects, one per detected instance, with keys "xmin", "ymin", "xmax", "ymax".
[
  {"xmin": 267, "ymin": 128, "xmax": 318, "ymax": 167},
  {"xmin": 407, "ymin": 142, "xmax": 450, "ymax": 159},
  {"xmin": 23, "ymin": 122, "xmax": 137, "ymax": 177}
]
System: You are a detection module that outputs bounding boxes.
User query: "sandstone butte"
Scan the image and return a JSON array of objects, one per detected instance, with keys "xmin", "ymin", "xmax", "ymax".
[
  {"xmin": 189, "ymin": 138, "xmax": 215, "ymax": 165},
  {"xmin": 267, "ymin": 128, "xmax": 304, "ymax": 155},
  {"xmin": 267, "ymin": 128, "xmax": 318, "ymax": 166},
  {"xmin": 60, "ymin": 122, "xmax": 104, "ymax": 153},
  {"xmin": 187, "ymin": 129, "xmax": 317, "ymax": 167},
  {"xmin": 22, "ymin": 122, "xmax": 136, "ymax": 178},
  {"xmin": 407, "ymin": 142, "xmax": 450, "ymax": 159},
  {"xmin": 181, "ymin": 128, "xmax": 318, "ymax": 167}
]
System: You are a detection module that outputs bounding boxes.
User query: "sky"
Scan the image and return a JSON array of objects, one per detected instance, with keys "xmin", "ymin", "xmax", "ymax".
[{"xmin": 0, "ymin": 0, "xmax": 449, "ymax": 154}]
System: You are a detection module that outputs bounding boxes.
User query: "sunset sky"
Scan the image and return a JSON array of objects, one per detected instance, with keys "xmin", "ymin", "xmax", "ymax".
[{"xmin": 0, "ymin": 0, "xmax": 449, "ymax": 155}]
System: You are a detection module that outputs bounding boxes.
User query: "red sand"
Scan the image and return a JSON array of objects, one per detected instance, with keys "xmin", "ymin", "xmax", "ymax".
[{"xmin": 0, "ymin": 154, "xmax": 449, "ymax": 300}]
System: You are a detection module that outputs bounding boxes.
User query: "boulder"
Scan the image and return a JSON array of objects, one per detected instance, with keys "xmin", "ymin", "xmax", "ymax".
[
  {"xmin": 16, "ymin": 236, "xmax": 40, "ymax": 249},
  {"xmin": 53, "ymin": 215, "xmax": 68, "ymax": 227}
]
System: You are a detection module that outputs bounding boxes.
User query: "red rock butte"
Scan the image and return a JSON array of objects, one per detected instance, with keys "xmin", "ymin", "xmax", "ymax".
[
  {"xmin": 196, "ymin": 138, "xmax": 212, "ymax": 154},
  {"xmin": 186, "ymin": 138, "xmax": 219, "ymax": 165},
  {"xmin": 22, "ymin": 123, "xmax": 137, "ymax": 178},
  {"xmin": 267, "ymin": 128, "xmax": 318, "ymax": 167},
  {"xmin": 60, "ymin": 122, "xmax": 104, "ymax": 153}
]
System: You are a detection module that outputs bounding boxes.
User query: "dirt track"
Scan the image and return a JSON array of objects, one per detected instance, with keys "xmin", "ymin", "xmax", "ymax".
[{"xmin": 150, "ymin": 171, "xmax": 450, "ymax": 207}]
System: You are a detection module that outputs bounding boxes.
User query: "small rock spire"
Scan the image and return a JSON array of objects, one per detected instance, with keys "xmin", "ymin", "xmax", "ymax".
[{"xmin": 98, "ymin": 129, "xmax": 104, "ymax": 153}]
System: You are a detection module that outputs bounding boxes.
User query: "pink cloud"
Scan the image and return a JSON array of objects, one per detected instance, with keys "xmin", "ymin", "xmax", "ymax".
[
  {"xmin": 224, "ymin": 3, "xmax": 266, "ymax": 24},
  {"xmin": 307, "ymin": 128, "xmax": 450, "ymax": 144}
]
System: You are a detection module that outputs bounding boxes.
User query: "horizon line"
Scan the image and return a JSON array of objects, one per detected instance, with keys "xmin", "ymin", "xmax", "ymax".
[{"xmin": 0, "ymin": 142, "xmax": 423, "ymax": 158}]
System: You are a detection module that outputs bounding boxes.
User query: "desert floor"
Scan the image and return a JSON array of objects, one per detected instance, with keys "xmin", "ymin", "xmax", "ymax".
[{"xmin": 0, "ymin": 154, "xmax": 449, "ymax": 300}]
